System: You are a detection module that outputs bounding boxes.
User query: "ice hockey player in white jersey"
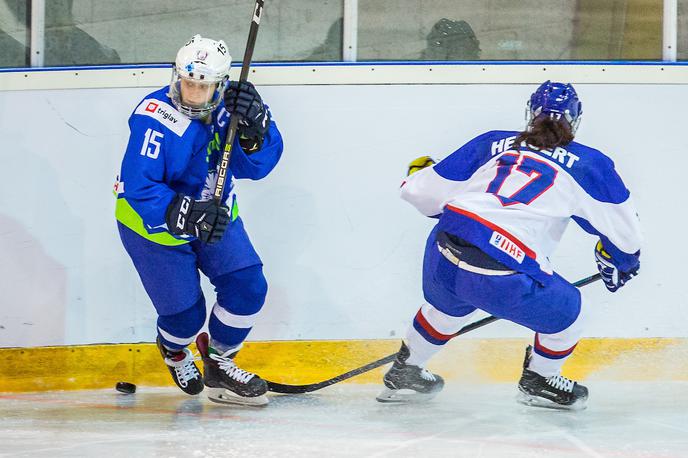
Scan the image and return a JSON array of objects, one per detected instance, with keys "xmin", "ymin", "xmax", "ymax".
[
  {"xmin": 377, "ymin": 81, "xmax": 642, "ymax": 410},
  {"xmin": 115, "ymin": 35, "xmax": 283, "ymax": 406}
]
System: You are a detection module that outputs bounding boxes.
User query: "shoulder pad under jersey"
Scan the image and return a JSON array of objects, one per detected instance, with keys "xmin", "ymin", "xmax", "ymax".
[{"xmin": 132, "ymin": 98, "xmax": 191, "ymax": 137}]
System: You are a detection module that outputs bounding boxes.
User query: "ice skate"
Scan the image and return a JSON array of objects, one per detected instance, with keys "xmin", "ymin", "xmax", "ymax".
[
  {"xmin": 195, "ymin": 332, "xmax": 268, "ymax": 407},
  {"xmin": 376, "ymin": 342, "xmax": 444, "ymax": 403},
  {"xmin": 156, "ymin": 338, "xmax": 204, "ymax": 395},
  {"xmin": 517, "ymin": 345, "xmax": 588, "ymax": 411}
]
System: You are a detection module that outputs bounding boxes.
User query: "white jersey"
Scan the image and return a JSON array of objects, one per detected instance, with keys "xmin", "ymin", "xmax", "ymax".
[{"xmin": 401, "ymin": 130, "xmax": 642, "ymax": 284}]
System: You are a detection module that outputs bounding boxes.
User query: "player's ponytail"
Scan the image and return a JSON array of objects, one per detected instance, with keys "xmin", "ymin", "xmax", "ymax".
[{"xmin": 514, "ymin": 116, "xmax": 574, "ymax": 151}]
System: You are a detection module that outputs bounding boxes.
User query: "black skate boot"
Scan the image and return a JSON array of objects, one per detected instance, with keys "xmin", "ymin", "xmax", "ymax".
[
  {"xmin": 517, "ymin": 345, "xmax": 588, "ymax": 410},
  {"xmin": 376, "ymin": 342, "xmax": 444, "ymax": 403},
  {"xmin": 195, "ymin": 332, "xmax": 268, "ymax": 407},
  {"xmin": 156, "ymin": 338, "xmax": 204, "ymax": 395}
]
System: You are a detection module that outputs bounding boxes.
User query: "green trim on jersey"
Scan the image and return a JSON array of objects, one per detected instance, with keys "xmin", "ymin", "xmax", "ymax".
[
  {"xmin": 115, "ymin": 197, "xmax": 240, "ymax": 246},
  {"xmin": 115, "ymin": 198, "xmax": 190, "ymax": 246},
  {"xmin": 231, "ymin": 196, "xmax": 239, "ymax": 221}
]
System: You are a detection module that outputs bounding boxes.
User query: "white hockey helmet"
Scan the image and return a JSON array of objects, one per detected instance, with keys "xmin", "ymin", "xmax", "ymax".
[{"xmin": 169, "ymin": 34, "xmax": 232, "ymax": 119}]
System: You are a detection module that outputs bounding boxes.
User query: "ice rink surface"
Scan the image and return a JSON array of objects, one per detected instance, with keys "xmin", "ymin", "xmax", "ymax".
[{"xmin": 0, "ymin": 382, "xmax": 686, "ymax": 458}]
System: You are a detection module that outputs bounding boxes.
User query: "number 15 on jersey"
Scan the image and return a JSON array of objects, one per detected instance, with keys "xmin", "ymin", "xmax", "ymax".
[{"xmin": 140, "ymin": 128, "xmax": 164, "ymax": 159}]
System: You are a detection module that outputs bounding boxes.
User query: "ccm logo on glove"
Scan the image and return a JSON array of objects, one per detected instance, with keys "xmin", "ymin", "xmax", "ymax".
[
  {"xmin": 175, "ymin": 196, "xmax": 192, "ymax": 232},
  {"xmin": 166, "ymin": 194, "xmax": 230, "ymax": 244}
]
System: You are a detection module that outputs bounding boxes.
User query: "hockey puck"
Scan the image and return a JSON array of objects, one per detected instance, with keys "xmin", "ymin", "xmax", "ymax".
[{"xmin": 115, "ymin": 381, "xmax": 137, "ymax": 394}]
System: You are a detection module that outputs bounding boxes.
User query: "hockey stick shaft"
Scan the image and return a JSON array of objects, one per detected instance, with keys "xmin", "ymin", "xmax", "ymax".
[
  {"xmin": 213, "ymin": 0, "xmax": 265, "ymax": 203},
  {"xmin": 266, "ymin": 272, "xmax": 602, "ymax": 394}
]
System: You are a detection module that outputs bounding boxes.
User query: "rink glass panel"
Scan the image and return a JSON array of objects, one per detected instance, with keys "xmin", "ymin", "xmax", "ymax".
[
  {"xmin": 357, "ymin": 0, "xmax": 663, "ymax": 61},
  {"xmin": 2, "ymin": 0, "xmax": 674, "ymax": 68},
  {"xmin": 39, "ymin": 0, "xmax": 344, "ymax": 66},
  {"xmin": 0, "ymin": 0, "xmax": 29, "ymax": 67},
  {"xmin": 680, "ymin": 0, "xmax": 688, "ymax": 60}
]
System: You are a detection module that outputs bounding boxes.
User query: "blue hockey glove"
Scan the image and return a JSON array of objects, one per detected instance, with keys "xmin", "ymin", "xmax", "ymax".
[
  {"xmin": 594, "ymin": 240, "xmax": 639, "ymax": 292},
  {"xmin": 407, "ymin": 156, "xmax": 436, "ymax": 176},
  {"xmin": 224, "ymin": 81, "xmax": 270, "ymax": 151},
  {"xmin": 166, "ymin": 195, "xmax": 229, "ymax": 244}
]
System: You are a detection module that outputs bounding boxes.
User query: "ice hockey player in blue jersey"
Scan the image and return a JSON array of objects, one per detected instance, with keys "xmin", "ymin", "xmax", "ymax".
[
  {"xmin": 115, "ymin": 35, "xmax": 283, "ymax": 406},
  {"xmin": 377, "ymin": 81, "xmax": 642, "ymax": 410}
]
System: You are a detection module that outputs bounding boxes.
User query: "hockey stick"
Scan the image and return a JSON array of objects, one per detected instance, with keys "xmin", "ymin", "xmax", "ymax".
[
  {"xmin": 213, "ymin": 0, "xmax": 265, "ymax": 203},
  {"xmin": 266, "ymin": 272, "xmax": 602, "ymax": 394}
]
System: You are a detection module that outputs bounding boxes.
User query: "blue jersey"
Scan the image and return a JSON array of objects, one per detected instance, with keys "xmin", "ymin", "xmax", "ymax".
[
  {"xmin": 115, "ymin": 86, "xmax": 283, "ymax": 245},
  {"xmin": 401, "ymin": 130, "xmax": 642, "ymax": 284}
]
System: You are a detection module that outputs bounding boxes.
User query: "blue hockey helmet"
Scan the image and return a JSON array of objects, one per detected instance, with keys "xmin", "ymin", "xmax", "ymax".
[{"xmin": 526, "ymin": 81, "xmax": 582, "ymax": 134}]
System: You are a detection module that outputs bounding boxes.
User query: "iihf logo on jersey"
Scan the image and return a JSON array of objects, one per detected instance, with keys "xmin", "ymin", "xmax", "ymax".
[{"xmin": 489, "ymin": 232, "xmax": 525, "ymax": 263}]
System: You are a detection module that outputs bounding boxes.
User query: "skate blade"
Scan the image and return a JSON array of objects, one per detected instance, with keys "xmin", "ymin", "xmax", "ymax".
[
  {"xmin": 376, "ymin": 387, "xmax": 438, "ymax": 403},
  {"xmin": 516, "ymin": 390, "xmax": 587, "ymax": 411},
  {"xmin": 207, "ymin": 387, "xmax": 269, "ymax": 407}
]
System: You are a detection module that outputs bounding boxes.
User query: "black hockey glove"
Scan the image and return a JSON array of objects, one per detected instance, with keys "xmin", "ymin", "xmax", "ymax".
[
  {"xmin": 166, "ymin": 195, "xmax": 230, "ymax": 244},
  {"xmin": 224, "ymin": 81, "xmax": 271, "ymax": 152},
  {"xmin": 594, "ymin": 240, "xmax": 640, "ymax": 292}
]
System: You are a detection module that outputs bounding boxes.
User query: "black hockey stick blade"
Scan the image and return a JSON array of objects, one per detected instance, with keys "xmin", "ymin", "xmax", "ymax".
[
  {"xmin": 265, "ymin": 314, "xmax": 498, "ymax": 394},
  {"xmin": 266, "ymin": 272, "xmax": 602, "ymax": 394},
  {"xmin": 266, "ymin": 353, "xmax": 398, "ymax": 394}
]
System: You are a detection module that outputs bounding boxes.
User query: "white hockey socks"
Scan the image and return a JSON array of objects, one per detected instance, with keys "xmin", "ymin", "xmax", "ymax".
[
  {"xmin": 527, "ymin": 297, "xmax": 590, "ymax": 377},
  {"xmin": 405, "ymin": 303, "xmax": 477, "ymax": 367}
]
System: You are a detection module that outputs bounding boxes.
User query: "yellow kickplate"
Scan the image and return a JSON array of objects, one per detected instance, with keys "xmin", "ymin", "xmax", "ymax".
[{"xmin": 0, "ymin": 338, "xmax": 685, "ymax": 392}]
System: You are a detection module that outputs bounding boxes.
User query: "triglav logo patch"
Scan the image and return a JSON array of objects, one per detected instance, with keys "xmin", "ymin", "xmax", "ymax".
[{"xmin": 135, "ymin": 98, "xmax": 191, "ymax": 137}]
